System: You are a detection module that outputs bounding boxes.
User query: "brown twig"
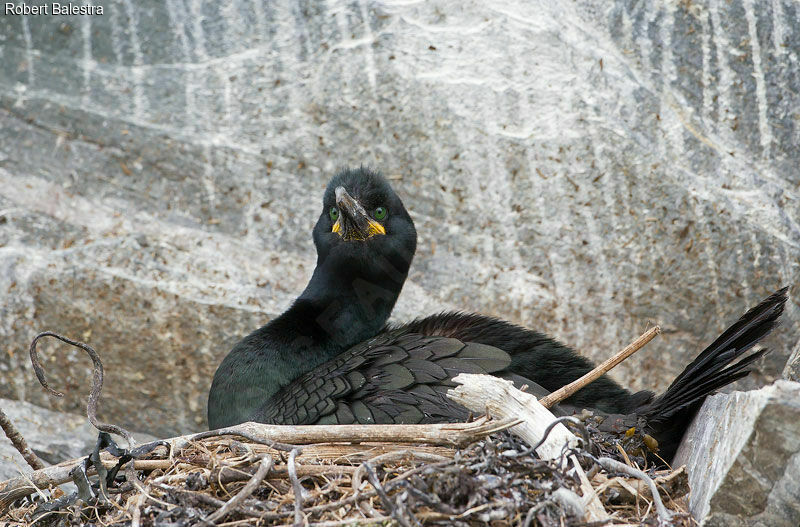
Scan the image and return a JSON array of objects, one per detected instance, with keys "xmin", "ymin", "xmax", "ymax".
[
  {"xmin": 204, "ymin": 455, "xmax": 273, "ymax": 524},
  {"xmin": 0, "ymin": 408, "xmax": 45, "ymax": 471},
  {"xmin": 290, "ymin": 518, "xmax": 393, "ymax": 527},
  {"xmin": 288, "ymin": 449, "xmax": 304, "ymax": 526},
  {"xmin": 539, "ymin": 326, "xmax": 660, "ymax": 408},
  {"xmin": 364, "ymin": 462, "xmax": 416, "ymax": 527},
  {"xmin": 352, "ymin": 450, "xmax": 449, "ymax": 492},
  {"xmin": 28, "ymin": 331, "xmax": 134, "ymax": 448},
  {"xmin": 155, "ymin": 484, "xmax": 278, "ymax": 520}
]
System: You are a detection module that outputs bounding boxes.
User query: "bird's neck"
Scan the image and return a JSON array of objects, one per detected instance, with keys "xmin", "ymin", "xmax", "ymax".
[{"xmin": 271, "ymin": 260, "xmax": 405, "ymax": 365}]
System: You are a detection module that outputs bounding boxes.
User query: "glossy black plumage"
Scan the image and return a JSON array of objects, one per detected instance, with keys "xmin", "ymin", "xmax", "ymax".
[{"xmin": 208, "ymin": 167, "xmax": 787, "ymax": 463}]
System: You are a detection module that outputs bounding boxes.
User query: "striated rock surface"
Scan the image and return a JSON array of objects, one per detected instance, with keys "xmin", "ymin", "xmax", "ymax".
[
  {"xmin": 0, "ymin": 0, "xmax": 797, "ymax": 447},
  {"xmin": 673, "ymin": 381, "xmax": 800, "ymax": 526}
]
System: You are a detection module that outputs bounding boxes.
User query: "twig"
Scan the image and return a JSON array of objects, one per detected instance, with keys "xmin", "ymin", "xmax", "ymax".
[
  {"xmin": 288, "ymin": 449, "xmax": 304, "ymax": 527},
  {"xmin": 204, "ymin": 455, "xmax": 273, "ymax": 524},
  {"xmin": 28, "ymin": 331, "xmax": 134, "ymax": 448},
  {"xmin": 364, "ymin": 462, "xmax": 416, "ymax": 527},
  {"xmin": 278, "ymin": 517, "xmax": 392, "ymax": 527},
  {"xmin": 155, "ymin": 484, "xmax": 274, "ymax": 520},
  {"xmin": 130, "ymin": 492, "xmax": 144, "ymax": 527},
  {"xmin": 569, "ymin": 455, "xmax": 608, "ymax": 522},
  {"xmin": 190, "ymin": 430, "xmax": 301, "ymax": 453},
  {"xmin": 597, "ymin": 456, "xmax": 673, "ymax": 522},
  {"xmin": 0, "ymin": 408, "xmax": 45, "ymax": 470},
  {"xmin": 592, "ymin": 465, "xmax": 689, "ymax": 503},
  {"xmin": 182, "ymin": 416, "xmax": 517, "ymax": 449},
  {"xmin": 504, "ymin": 416, "xmax": 587, "ymax": 459},
  {"xmin": 539, "ymin": 326, "xmax": 660, "ymax": 408},
  {"xmin": 216, "ymin": 463, "xmax": 356, "ymax": 485},
  {"xmin": 352, "ymin": 450, "xmax": 449, "ymax": 492}
]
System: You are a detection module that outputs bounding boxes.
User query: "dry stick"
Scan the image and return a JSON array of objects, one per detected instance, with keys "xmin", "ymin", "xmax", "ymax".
[
  {"xmin": 597, "ymin": 457, "xmax": 673, "ymax": 522},
  {"xmin": 293, "ymin": 518, "xmax": 393, "ymax": 527},
  {"xmin": 288, "ymin": 449, "xmax": 304, "ymax": 527},
  {"xmin": 285, "ymin": 442, "xmax": 455, "ymax": 464},
  {"xmin": 185, "ymin": 416, "xmax": 519, "ymax": 449},
  {"xmin": 539, "ymin": 325, "xmax": 661, "ymax": 408},
  {"xmin": 219, "ymin": 463, "xmax": 357, "ymax": 483},
  {"xmin": 155, "ymin": 484, "xmax": 277, "ymax": 521},
  {"xmin": 594, "ymin": 465, "xmax": 689, "ymax": 503},
  {"xmin": 204, "ymin": 455, "xmax": 273, "ymax": 525},
  {"xmin": 352, "ymin": 450, "xmax": 450, "ymax": 492},
  {"xmin": 363, "ymin": 462, "xmax": 415, "ymax": 527},
  {"xmin": 190, "ymin": 429, "xmax": 300, "ymax": 453},
  {"xmin": 298, "ymin": 459, "xmax": 456, "ymax": 522},
  {"xmin": 569, "ymin": 454, "xmax": 606, "ymax": 520},
  {"xmin": 0, "ymin": 408, "xmax": 45, "ymax": 471},
  {"xmin": 28, "ymin": 331, "xmax": 135, "ymax": 448}
]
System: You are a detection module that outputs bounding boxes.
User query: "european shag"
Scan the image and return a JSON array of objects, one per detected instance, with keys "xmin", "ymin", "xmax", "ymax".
[{"xmin": 208, "ymin": 167, "xmax": 787, "ymax": 462}]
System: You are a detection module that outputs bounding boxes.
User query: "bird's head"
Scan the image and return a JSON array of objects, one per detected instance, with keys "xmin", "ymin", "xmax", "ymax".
[{"xmin": 312, "ymin": 167, "xmax": 417, "ymax": 282}]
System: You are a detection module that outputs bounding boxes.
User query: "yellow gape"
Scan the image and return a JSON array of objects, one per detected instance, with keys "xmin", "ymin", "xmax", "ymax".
[{"xmin": 331, "ymin": 217, "xmax": 385, "ymax": 240}]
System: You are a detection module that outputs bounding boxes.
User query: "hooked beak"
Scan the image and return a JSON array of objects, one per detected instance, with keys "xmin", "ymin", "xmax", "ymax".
[{"xmin": 332, "ymin": 186, "xmax": 386, "ymax": 241}]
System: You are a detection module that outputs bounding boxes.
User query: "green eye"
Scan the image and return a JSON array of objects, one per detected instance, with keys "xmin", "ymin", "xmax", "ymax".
[
  {"xmin": 374, "ymin": 206, "xmax": 387, "ymax": 220},
  {"xmin": 329, "ymin": 207, "xmax": 339, "ymax": 221}
]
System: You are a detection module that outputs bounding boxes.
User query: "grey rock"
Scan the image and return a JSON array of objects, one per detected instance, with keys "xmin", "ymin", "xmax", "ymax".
[
  {"xmin": 0, "ymin": 398, "xmax": 155, "ymax": 482},
  {"xmin": 0, "ymin": 0, "xmax": 797, "ymax": 443},
  {"xmin": 673, "ymin": 381, "xmax": 800, "ymax": 526},
  {"xmin": 782, "ymin": 339, "xmax": 800, "ymax": 382}
]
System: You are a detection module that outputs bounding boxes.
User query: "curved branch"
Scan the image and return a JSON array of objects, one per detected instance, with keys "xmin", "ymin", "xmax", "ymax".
[{"xmin": 28, "ymin": 331, "xmax": 134, "ymax": 448}]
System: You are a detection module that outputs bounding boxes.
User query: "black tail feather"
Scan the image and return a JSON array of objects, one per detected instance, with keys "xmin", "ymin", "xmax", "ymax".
[
  {"xmin": 659, "ymin": 287, "xmax": 787, "ymax": 401},
  {"xmin": 639, "ymin": 287, "xmax": 788, "ymax": 459},
  {"xmin": 653, "ymin": 347, "xmax": 769, "ymax": 419}
]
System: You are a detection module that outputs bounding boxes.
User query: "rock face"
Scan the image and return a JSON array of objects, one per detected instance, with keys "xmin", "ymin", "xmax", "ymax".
[
  {"xmin": 0, "ymin": 0, "xmax": 798, "ymax": 444},
  {"xmin": 0, "ymin": 398, "xmax": 154, "ymax": 482},
  {"xmin": 673, "ymin": 381, "xmax": 800, "ymax": 527},
  {"xmin": 783, "ymin": 342, "xmax": 800, "ymax": 382}
]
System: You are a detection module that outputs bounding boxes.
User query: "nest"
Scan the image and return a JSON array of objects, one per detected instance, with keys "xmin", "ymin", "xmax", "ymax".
[
  {"xmin": 1, "ymin": 421, "xmax": 693, "ymax": 527},
  {"xmin": 1, "ymin": 331, "xmax": 695, "ymax": 526}
]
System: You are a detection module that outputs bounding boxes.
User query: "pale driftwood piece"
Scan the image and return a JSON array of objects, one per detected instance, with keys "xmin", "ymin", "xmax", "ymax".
[
  {"xmin": 539, "ymin": 325, "xmax": 660, "ymax": 408},
  {"xmin": 447, "ymin": 374, "xmax": 580, "ymax": 460},
  {"xmin": 447, "ymin": 373, "xmax": 610, "ymax": 522},
  {"xmin": 0, "ymin": 418, "xmax": 514, "ymax": 511}
]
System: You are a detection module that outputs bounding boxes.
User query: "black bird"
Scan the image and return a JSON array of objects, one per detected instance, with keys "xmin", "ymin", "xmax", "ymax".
[{"xmin": 208, "ymin": 167, "xmax": 787, "ymax": 462}]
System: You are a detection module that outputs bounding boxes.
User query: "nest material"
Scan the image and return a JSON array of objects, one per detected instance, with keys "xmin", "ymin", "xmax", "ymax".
[
  {"xmin": 1, "ymin": 332, "xmax": 695, "ymax": 526},
  {"xmin": 1, "ymin": 426, "xmax": 692, "ymax": 527}
]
